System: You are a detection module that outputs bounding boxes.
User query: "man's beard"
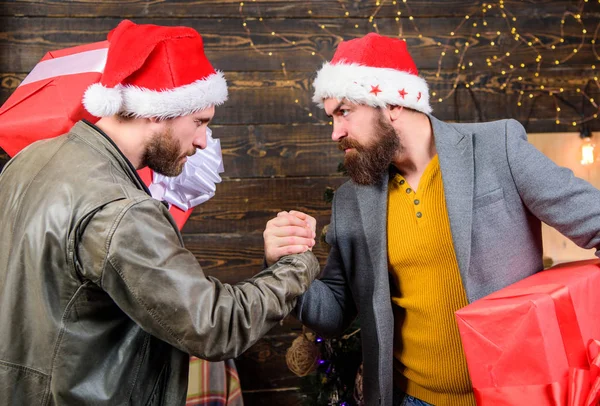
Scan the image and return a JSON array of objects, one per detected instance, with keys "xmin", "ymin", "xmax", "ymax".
[
  {"xmin": 339, "ymin": 112, "xmax": 401, "ymax": 185},
  {"xmin": 141, "ymin": 127, "xmax": 194, "ymax": 177}
]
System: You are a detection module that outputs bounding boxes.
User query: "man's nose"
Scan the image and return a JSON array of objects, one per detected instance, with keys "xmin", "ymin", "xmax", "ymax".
[
  {"xmin": 193, "ymin": 129, "xmax": 207, "ymax": 149},
  {"xmin": 331, "ymin": 122, "xmax": 347, "ymax": 142}
]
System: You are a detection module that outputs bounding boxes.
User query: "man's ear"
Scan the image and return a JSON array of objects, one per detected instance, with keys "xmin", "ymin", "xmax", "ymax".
[{"xmin": 388, "ymin": 105, "xmax": 404, "ymax": 122}]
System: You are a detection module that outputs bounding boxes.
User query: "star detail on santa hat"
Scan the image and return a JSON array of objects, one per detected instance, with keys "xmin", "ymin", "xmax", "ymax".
[
  {"xmin": 398, "ymin": 88, "xmax": 408, "ymax": 99},
  {"xmin": 370, "ymin": 85, "xmax": 382, "ymax": 96},
  {"xmin": 417, "ymin": 92, "xmax": 422, "ymax": 102}
]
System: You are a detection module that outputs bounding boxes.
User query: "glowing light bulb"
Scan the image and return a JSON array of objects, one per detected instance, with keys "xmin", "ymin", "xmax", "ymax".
[{"xmin": 581, "ymin": 137, "xmax": 595, "ymax": 165}]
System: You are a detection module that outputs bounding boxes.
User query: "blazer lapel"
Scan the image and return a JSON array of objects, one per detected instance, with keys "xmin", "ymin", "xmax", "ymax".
[
  {"xmin": 429, "ymin": 116, "xmax": 475, "ymax": 290},
  {"xmin": 355, "ymin": 174, "xmax": 390, "ymax": 286}
]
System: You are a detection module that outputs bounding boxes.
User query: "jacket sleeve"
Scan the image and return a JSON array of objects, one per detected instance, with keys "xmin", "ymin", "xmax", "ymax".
[
  {"xmin": 505, "ymin": 119, "xmax": 600, "ymax": 256},
  {"xmin": 77, "ymin": 197, "xmax": 320, "ymax": 361},
  {"xmin": 294, "ymin": 194, "xmax": 358, "ymax": 338}
]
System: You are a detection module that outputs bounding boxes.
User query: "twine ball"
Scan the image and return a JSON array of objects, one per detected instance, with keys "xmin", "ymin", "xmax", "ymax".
[
  {"xmin": 286, "ymin": 333, "xmax": 320, "ymax": 377},
  {"xmin": 320, "ymin": 225, "xmax": 330, "ymax": 252},
  {"xmin": 354, "ymin": 363, "xmax": 365, "ymax": 405}
]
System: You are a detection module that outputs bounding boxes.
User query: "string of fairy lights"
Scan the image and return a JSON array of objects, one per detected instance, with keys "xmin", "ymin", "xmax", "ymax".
[{"xmin": 238, "ymin": 0, "xmax": 600, "ymax": 128}]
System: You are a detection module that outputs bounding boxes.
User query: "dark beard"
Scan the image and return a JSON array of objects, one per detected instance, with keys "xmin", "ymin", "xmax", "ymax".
[
  {"xmin": 142, "ymin": 127, "xmax": 187, "ymax": 177},
  {"xmin": 339, "ymin": 112, "xmax": 401, "ymax": 185}
]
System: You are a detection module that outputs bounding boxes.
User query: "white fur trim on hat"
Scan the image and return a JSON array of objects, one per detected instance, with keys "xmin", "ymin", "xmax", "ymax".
[
  {"xmin": 83, "ymin": 71, "xmax": 228, "ymax": 119},
  {"xmin": 312, "ymin": 63, "xmax": 432, "ymax": 114},
  {"xmin": 83, "ymin": 83, "xmax": 123, "ymax": 117}
]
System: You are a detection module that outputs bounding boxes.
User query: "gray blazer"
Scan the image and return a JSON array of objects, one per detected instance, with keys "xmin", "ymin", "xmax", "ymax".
[{"xmin": 296, "ymin": 115, "xmax": 600, "ymax": 405}]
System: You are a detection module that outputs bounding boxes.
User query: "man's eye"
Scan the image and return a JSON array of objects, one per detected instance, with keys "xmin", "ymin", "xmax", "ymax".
[{"xmin": 341, "ymin": 110, "xmax": 350, "ymax": 117}]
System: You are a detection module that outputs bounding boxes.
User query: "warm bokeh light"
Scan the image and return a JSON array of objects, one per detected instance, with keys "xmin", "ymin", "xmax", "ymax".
[{"xmin": 581, "ymin": 137, "xmax": 595, "ymax": 165}]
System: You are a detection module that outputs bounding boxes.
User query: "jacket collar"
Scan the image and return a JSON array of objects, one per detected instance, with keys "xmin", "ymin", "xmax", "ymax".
[
  {"xmin": 72, "ymin": 120, "xmax": 152, "ymax": 196},
  {"xmin": 355, "ymin": 173, "xmax": 389, "ymax": 284}
]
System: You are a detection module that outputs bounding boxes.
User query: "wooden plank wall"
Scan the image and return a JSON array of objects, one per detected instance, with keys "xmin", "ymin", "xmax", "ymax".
[{"xmin": 0, "ymin": 1, "xmax": 599, "ymax": 404}]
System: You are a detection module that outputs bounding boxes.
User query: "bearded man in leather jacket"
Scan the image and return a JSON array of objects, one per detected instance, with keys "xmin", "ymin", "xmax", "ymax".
[{"xmin": 0, "ymin": 20, "xmax": 319, "ymax": 405}]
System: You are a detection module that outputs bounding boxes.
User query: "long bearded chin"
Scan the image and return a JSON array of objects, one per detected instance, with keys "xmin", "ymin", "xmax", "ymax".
[
  {"xmin": 142, "ymin": 127, "xmax": 189, "ymax": 177},
  {"xmin": 340, "ymin": 112, "xmax": 401, "ymax": 185}
]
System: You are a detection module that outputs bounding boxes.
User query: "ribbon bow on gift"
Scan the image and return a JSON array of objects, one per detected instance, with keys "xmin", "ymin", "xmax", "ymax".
[
  {"xmin": 569, "ymin": 339, "xmax": 600, "ymax": 406},
  {"xmin": 468, "ymin": 277, "xmax": 600, "ymax": 406},
  {"xmin": 148, "ymin": 127, "xmax": 224, "ymax": 211}
]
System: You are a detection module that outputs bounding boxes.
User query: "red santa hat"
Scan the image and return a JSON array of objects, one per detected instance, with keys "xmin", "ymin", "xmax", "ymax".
[
  {"xmin": 312, "ymin": 33, "xmax": 432, "ymax": 114},
  {"xmin": 83, "ymin": 20, "xmax": 227, "ymax": 119}
]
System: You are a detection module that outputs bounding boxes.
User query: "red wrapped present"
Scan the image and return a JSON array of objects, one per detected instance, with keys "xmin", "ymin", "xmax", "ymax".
[
  {"xmin": 0, "ymin": 41, "xmax": 225, "ymax": 229},
  {"xmin": 0, "ymin": 41, "xmax": 108, "ymax": 157},
  {"xmin": 455, "ymin": 260, "xmax": 600, "ymax": 406}
]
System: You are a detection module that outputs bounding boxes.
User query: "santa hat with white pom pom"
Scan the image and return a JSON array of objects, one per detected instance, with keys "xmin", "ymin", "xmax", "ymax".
[{"xmin": 83, "ymin": 19, "xmax": 228, "ymax": 119}]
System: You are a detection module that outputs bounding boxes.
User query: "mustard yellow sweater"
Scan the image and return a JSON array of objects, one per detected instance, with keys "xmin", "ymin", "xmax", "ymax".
[{"xmin": 387, "ymin": 155, "xmax": 476, "ymax": 406}]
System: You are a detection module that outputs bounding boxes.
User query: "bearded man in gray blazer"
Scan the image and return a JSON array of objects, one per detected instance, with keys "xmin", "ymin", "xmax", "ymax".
[{"xmin": 264, "ymin": 33, "xmax": 600, "ymax": 406}]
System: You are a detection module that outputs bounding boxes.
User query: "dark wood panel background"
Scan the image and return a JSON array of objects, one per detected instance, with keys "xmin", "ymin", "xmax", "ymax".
[{"xmin": 0, "ymin": 1, "xmax": 599, "ymax": 404}]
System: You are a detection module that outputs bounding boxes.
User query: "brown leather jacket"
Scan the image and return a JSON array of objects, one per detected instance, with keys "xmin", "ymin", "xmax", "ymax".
[{"xmin": 0, "ymin": 121, "xmax": 319, "ymax": 405}]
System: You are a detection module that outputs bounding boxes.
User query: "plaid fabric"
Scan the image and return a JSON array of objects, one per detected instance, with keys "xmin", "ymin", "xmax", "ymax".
[{"xmin": 186, "ymin": 357, "xmax": 244, "ymax": 406}]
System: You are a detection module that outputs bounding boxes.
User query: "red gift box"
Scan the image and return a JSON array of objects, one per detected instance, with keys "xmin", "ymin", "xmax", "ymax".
[
  {"xmin": 455, "ymin": 260, "xmax": 600, "ymax": 406},
  {"xmin": 0, "ymin": 41, "xmax": 108, "ymax": 157},
  {"xmin": 0, "ymin": 41, "xmax": 193, "ymax": 229}
]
